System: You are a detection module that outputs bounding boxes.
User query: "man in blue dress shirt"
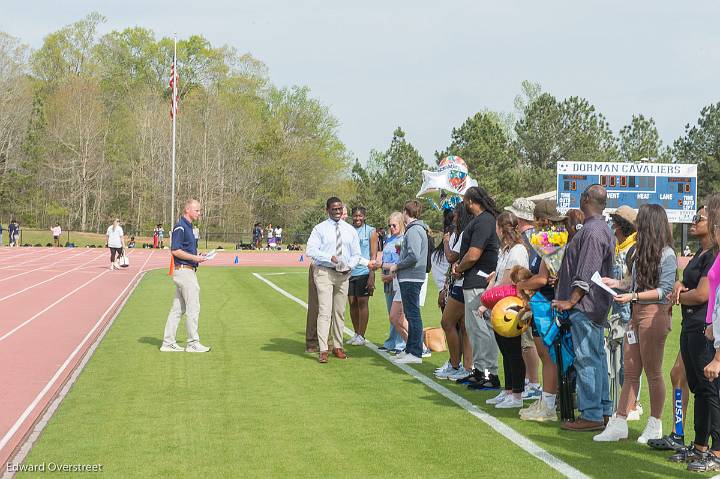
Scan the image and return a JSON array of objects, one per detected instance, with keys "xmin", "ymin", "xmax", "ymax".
[{"xmin": 306, "ymin": 197, "xmax": 376, "ymax": 363}]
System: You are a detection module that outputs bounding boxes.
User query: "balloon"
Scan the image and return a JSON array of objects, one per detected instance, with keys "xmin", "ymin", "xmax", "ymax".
[
  {"xmin": 490, "ymin": 296, "xmax": 529, "ymax": 338},
  {"xmin": 481, "ymin": 284, "xmax": 518, "ymax": 309},
  {"xmin": 416, "ymin": 155, "xmax": 478, "ymax": 210}
]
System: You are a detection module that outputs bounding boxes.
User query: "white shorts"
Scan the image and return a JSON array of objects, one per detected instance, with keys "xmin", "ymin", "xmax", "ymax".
[{"xmin": 392, "ymin": 274, "xmax": 428, "ymax": 307}]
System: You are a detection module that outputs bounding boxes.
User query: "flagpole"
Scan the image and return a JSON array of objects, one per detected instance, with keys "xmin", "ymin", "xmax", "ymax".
[{"xmin": 171, "ymin": 33, "xmax": 177, "ymax": 226}]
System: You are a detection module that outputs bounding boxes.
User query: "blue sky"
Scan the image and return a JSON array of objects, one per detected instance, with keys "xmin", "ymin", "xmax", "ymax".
[{"xmin": 2, "ymin": 1, "xmax": 719, "ymax": 163}]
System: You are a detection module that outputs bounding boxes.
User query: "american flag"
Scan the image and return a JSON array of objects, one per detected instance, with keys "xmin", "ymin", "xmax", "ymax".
[{"xmin": 169, "ymin": 60, "xmax": 179, "ymax": 119}]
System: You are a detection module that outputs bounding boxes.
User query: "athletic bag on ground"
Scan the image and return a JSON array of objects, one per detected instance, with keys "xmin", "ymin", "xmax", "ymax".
[{"xmin": 119, "ymin": 250, "xmax": 130, "ymax": 268}]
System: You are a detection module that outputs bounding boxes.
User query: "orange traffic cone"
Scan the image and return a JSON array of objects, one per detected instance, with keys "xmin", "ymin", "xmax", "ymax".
[{"xmin": 168, "ymin": 255, "xmax": 175, "ymax": 276}]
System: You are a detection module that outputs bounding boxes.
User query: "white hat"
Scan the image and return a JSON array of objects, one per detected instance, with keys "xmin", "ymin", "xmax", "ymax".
[{"xmin": 504, "ymin": 198, "xmax": 535, "ymax": 222}]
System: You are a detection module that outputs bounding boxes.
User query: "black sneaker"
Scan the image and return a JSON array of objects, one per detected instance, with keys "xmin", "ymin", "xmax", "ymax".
[
  {"xmin": 458, "ymin": 369, "xmax": 482, "ymax": 385},
  {"xmin": 648, "ymin": 433, "xmax": 686, "ymax": 452},
  {"xmin": 669, "ymin": 444, "xmax": 703, "ymax": 463},
  {"xmin": 467, "ymin": 373, "xmax": 501, "ymax": 390},
  {"xmin": 378, "ymin": 346, "xmax": 389, "ymax": 352},
  {"xmin": 687, "ymin": 451, "xmax": 720, "ymax": 472}
]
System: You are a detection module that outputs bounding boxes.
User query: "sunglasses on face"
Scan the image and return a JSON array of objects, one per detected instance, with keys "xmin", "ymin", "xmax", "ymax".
[
  {"xmin": 388, "ymin": 223, "xmax": 399, "ymax": 228},
  {"xmin": 692, "ymin": 214, "xmax": 707, "ymax": 224}
]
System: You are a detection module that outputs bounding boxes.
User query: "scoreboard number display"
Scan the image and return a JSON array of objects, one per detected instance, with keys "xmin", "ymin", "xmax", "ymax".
[{"xmin": 556, "ymin": 161, "xmax": 697, "ymax": 223}]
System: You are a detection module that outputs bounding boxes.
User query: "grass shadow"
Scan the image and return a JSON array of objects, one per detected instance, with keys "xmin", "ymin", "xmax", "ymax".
[
  {"xmin": 137, "ymin": 336, "xmax": 162, "ymax": 347},
  {"xmin": 262, "ymin": 337, "xmax": 314, "ymax": 359}
]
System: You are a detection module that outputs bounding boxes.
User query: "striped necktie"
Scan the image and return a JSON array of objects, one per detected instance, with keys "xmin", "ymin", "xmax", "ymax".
[{"xmin": 335, "ymin": 221, "xmax": 342, "ymax": 259}]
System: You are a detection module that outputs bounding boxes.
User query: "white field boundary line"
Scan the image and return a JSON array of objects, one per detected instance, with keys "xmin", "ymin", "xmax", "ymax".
[
  {"xmin": 0, "ymin": 251, "xmax": 107, "ymax": 303},
  {"xmin": 0, "ymin": 249, "xmax": 70, "ymax": 269},
  {"xmin": 0, "ymin": 250, "xmax": 155, "ymax": 470},
  {"xmin": 252, "ymin": 273, "xmax": 589, "ymax": 479},
  {"xmin": 0, "ymin": 249, "xmax": 92, "ymax": 282}
]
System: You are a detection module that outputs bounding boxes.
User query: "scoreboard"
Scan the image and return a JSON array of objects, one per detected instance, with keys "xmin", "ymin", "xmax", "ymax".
[{"xmin": 556, "ymin": 161, "xmax": 697, "ymax": 223}]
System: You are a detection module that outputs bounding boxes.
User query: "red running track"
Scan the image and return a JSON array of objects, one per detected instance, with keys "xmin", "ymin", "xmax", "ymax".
[{"xmin": 0, "ymin": 247, "xmax": 307, "ymax": 469}]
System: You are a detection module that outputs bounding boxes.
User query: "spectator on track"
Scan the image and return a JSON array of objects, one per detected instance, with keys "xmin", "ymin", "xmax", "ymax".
[
  {"xmin": 161, "ymin": 199, "xmax": 211, "ymax": 353},
  {"xmin": 51, "ymin": 223, "xmax": 62, "ymax": 247},
  {"xmin": 128, "ymin": 236, "xmax": 136, "ymax": 248},
  {"xmin": 106, "ymin": 219, "xmax": 126, "ymax": 270},
  {"xmin": 9, "ymin": 220, "xmax": 19, "ymax": 247},
  {"xmin": 158, "ymin": 224, "xmax": 165, "ymax": 248},
  {"xmin": 274, "ymin": 225, "xmax": 283, "ymax": 247},
  {"xmin": 0, "ymin": 222, "xmax": 3, "ymax": 247}
]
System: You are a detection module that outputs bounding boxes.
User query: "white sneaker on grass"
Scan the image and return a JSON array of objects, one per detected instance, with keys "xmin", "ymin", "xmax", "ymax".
[
  {"xmin": 638, "ymin": 416, "xmax": 662, "ymax": 444},
  {"xmin": 393, "ymin": 354, "xmax": 422, "ymax": 364},
  {"xmin": 496, "ymin": 395, "xmax": 523, "ymax": 409},
  {"xmin": 185, "ymin": 342, "xmax": 211, "ymax": 353},
  {"xmin": 486, "ymin": 390, "xmax": 510, "ymax": 405},
  {"xmin": 394, "ymin": 351, "xmax": 408, "ymax": 360},
  {"xmin": 354, "ymin": 336, "xmax": 366, "ymax": 346},
  {"xmin": 593, "ymin": 417, "xmax": 628, "ymax": 442},
  {"xmin": 160, "ymin": 343, "xmax": 185, "ymax": 352},
  {"xmin": 627, "ymin": 403, "xmax": 644, "ymax": 421},
  {"xmin": 521, "ymin": 384, "xmax": 542, "ymax": 401},
  {"xmin": 434, "ymin": 366, "xmax": 458, "ymax": 380},
  {"xmin": 346, "ymin": 334, "xmax": 359, "ymax": 345},
  {"xmin": 448, "ymin": 366, "xmax": 472, "ymax": 381},
  {"xmin": 520, "ymin": 399, "xmax": 557, "ymax": 422},
  {"xmin": 434, "ymin": 361, "xmax": 452, "ymax": 373}
]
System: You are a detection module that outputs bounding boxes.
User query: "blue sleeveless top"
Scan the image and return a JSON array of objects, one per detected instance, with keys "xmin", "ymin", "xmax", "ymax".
[{"xmin": 351, "ymin": 224, "xmax": 375, "ymax": 277}]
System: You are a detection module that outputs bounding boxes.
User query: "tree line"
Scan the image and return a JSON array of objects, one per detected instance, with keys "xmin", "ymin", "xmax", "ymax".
[{"xmin": 1, "ymin": 14, "xmax": 719, "ymax": 237}]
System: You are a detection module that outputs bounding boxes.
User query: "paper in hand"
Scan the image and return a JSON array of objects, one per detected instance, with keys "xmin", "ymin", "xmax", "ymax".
[
  {"xmin": 476, "ymin": 270, "xmax": 489, "ymax": 278},
  {"xmin": 591, "ymin": 271, "xmax": 617, "ymax": 297},
  {"xmin": 204, "ymin": 249, "xmax": 217, "ymax": 261}
]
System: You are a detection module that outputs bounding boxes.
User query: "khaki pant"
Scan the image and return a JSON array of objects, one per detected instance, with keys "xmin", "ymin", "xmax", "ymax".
[
  {"xmin": 163, "ymin": 269, "xmax": 201, "ymax": 346},
  {"xmin": 313, "ymin": 266, "xmax": 350, "ymax": 352},
  {"xmin": 305, "ymin": 264, "xmax": 319, "ymax": 349}
]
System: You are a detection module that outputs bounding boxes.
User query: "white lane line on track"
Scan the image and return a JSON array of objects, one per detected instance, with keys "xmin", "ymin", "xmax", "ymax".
[
  {"xmin": 0, "ymin": 250, "xmax": 155, "ymax": 459},
  {"xmin": 0, "ymin": 248, "xmax": 71, "ymax": 269},
  {"xmin": 0, "ymin": 251, "xmax": 107, "ymax": 303},
  {"xmin": 0, "ymin": 250, "xmax": 92, "ymax": 282},
  {"xmin": 252, "ymin": 272, "xmax": 589, "ymax": 479},
  {"xmin": 0, "ymin": 250, "xmax": 66, "ymax": 269}
]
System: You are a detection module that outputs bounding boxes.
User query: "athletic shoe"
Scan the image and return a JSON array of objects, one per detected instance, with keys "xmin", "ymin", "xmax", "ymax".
[
  {"xmin": 593, "ymin": 417, "xmax": 628, "ymax": 442},
  {"xmin": 520, "ymin": 399, "xmax": 557, "ymax": 422},
  {"xmin": 159, "ymin": 343, "xmax": 185, "ymax": 352},
  {"xmin": 520, "ymin": 398, "xmax": 543, "ymax": 417},
  {"xmin": 109, "ymin": 264, "xmax": 114, "ymax": 271},
  {"xmin": 648, "ymin": 433, "xmax": 686, "ymax": 452},
  {"xmin": 346, "ymin": 334, "xmax": 359, "ymax": 345},
  {"xmin": 496, "ymin": 395, "xmax": 523, "ymax": 409},
  {"xmin": 467, "ymin": 374, "xmax": 501, "ymax": 390},
  {"xmin": 434, "ymin": 360, "xmax": 452, "ymax": 373},
  {"xmin": 486, "ymin": 391, "xmax": 510, "ymax": 405},
  {"xmin": 521, "ymin": 384, "xmax": 542, "ymax": 401},
  {"xmin": 393, "ymin": 354, "xmax": 422, "ymax": 364},
  {"xmin": 435, "ymin": 366, "xmax": 460, "ymax": 380},
  {"xmin": 186, "ymin": 342, "xmax": 211, "ymax": 353},
  {"xmin": 638, "ymin": 416, "xmax": 663, "ymax": 444},
  {"xmin": 687, "ymin": 451, "xmax": 720, "ymax": 472},
  {"xmin": 389, "ymin": 349, "xmax": 404, "ymax": 356},
  {"xmin": 394, "ymin": 351, "xmax": 408, "ymax": 360},
  {"xmin": 422, "ymin": 348, "xmax": 432, "ymax": 358},
  {"xmin": 353, "ymin": 336, "xmax": 367, "ymax": 346},
  {"xmin": 627, "ymin": 403, "xmax": 644, "ymax": 421},
  {"xmin": 378, "ymin": 346, "xmax": 389, "ymax": 352},
  {"xmin": 448, "ymin": 366, "xmax": 473, "ymax": 382},
  {"xmin": 669, "ymin": 443, "xmax": 705, "ymax": 463}
]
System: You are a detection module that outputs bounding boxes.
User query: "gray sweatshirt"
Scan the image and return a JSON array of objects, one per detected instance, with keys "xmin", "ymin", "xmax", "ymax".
[
  {"xmin": 630, "ymin": 246, "xmax": 677, "ymax": 304},
  {"xmin": 396, "ymin": 220, "xmax": 428, "ymax": 282}
]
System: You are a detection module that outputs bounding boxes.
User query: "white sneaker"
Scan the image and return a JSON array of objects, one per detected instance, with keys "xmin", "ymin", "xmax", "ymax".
[
  {"xmin": 346, "ymin": 334, "xmax": 359, "ymax": 345},
  {"xmin": 593, "ymin": 417, "xmax": 628, "ymax": 442},
  {"xmin": 448, "ymin": 366, "xmax": 472, "ymax": 381},
  {"xmin": 637, "ymin": 416, "xmax": 662, "ymax": 444},
  {"xmin": 521, "ymin": 384, "xmax": 542, "ymax": 401},
  {"xmin": 185, "ymin": 342, "xmax": 211, "ymax": 353},
  {"xmin": 422, "ymin": 349, "xmax": 432, "ymax": 358},
  {"xmin": 496, "ymin": 395, "xmax": 523, "ymax": 409},
  {"xmin": 109, "ymin": 264, "xmax": 114, "ymax": 270},
  {"xmin": 520, "ymin": 399, "xmax": 557, "ymax": 422},
  {"xmin": 354, "ymin": 336, "xmax": 366, "ymax": 346},
  {"xmin": 159, "ymin": 343, "xmax": 185, "ymax": 352},
  {"xmin": 393, "ymin": 354, "xmax": 422, "ymax": 364},
  {"xmin": 519, "ymin": 398, "xmax": 543, "ymax": 417},
  {"xmin": 627, "ymin": 403, "xmax": 644, "ymax": 421},
  {"xmin": 486, "ymin": 390, "xmax": 510, "ymax": 405},
  {"xmin": 435, "ymin": 366, "xmax": 459, "ymax": 380},
  {"xmin": 434, "ymin": 360, "xmax": 452, "ymax": 373}
]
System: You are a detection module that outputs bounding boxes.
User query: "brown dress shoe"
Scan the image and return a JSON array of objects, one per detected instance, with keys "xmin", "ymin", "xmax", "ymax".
[
  {"xmin": 306, "ymin": 346, "xmax": 319, "ymax": 353},
  {"xmin": 318, "ymin": 351, "xmax": 328, "ymax": 363},
  {"xmin": 332, "ymin": 348, "xmax": 347, "ymax": 359},
  {"xmin": 561, "ymin": 418, "xmax": 605, "ymax": 432}
]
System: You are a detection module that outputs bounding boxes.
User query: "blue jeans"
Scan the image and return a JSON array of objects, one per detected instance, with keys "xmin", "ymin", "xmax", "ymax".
[
  {"xmin": 399, "ymin": 281, "xmax": 423, "ymax": 358},
  {"xmin": 570, "ymin": 309, "xmax": 612, "ymax": 422},
  {"xmin": 383, "ymin": 291, "xmax": 406, "ymax": 351}
]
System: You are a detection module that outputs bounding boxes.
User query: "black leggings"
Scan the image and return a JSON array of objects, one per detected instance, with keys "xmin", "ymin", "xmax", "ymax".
[
  {"xmin": 680, "ymin": 328, "xmax": 720, "ymax": 449},
  {"xmin": 110, "ymin": 247, "xmax": 123, "ymax": 263},
  {"xmin": 494, "ymin": 332, "xmax": 525, "ymax": 393}
]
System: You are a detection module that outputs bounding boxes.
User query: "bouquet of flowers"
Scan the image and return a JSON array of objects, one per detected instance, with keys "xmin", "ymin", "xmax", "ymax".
[{"xmin": 529, "ymin": 226, "xmax": 569, "ymax": 275}]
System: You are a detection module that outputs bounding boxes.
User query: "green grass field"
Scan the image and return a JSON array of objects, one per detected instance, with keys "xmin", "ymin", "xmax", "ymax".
[{"xmin": 18, "ymin": 267, "xmax": 703, "ymax": 478}]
